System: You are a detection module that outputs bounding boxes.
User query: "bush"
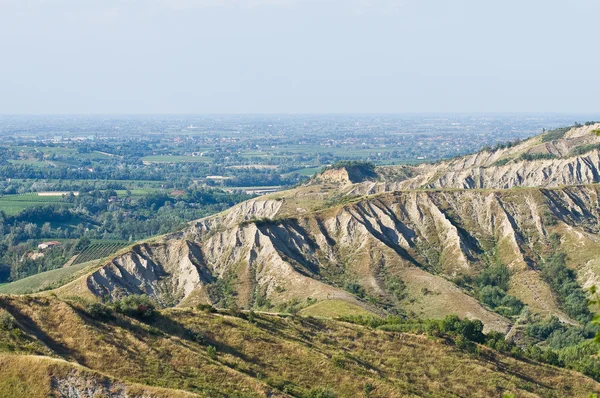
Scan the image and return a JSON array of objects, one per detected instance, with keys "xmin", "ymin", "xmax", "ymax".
[
  {"xmin": 85, "ymin": 302, "xmax": 113, "ymax": 321},
  {"xmin": 112, "ymin": 294, "xmax": 156, "ymax": 319},
  {"xmin": 571, "ymin": 144, "xmax": 600, "ymax": 156},
  {"xmin": 305, "ymin": 387, "xmax": 336, "ymax": 398},
  {"xmin": 477, "ymin": 264, "xmax": 510, "ymax": 291},
  {"xmin": 476, "ymin": 264, "xmax": 523, "ymax": 316},
  {"xmin": 248, "ymin": 310, "xmax": 256, "ymax": 324},
  {"xmin": 343, "ymin": 282, "xmax": 366, "ymax": 299},
  {"xmin": 0, "ymin": 311, "xmax": 16, "ymax": 330},
  {"xmin": 197, "ymin": 303, "xmax": 217, "ymax": 313},
  {"xmin": 363, "ymin": 383, "xmax": 375, "ymax": 396},
  {"xmin": 331, "ymin": 354, "xmax": 346, "ymax": 369},
  {"xmin": 526, "ymin": 316, "xmax": 563, "ymax": 340},
  {"xmin": 207, "ymin": 345, "xmax": 217, "ymax": 359},
  {"xmin": 478, "ymin": 285, "xmax": 523, "ymax": 316},
  {"xmin": 519, "ymin": 153, "xmax": 557, "ymax": 162},
  {"xmin": 439, "ymin": 315, "xmax": 485, "ymax": 343},
  {"xmin": 386, "ymin": 276, "xmax": 407, "ymax": 300},
  {"xmin": 541, "ymin": 253, "xmax": 592, "ymax": 323},
  {"xmin": 492, "ymin": 158, "xmax": 511, "ymax": 167},
  {"xmin": 185, "ymin": 327, "xmax": 205, "ymax": 343}
]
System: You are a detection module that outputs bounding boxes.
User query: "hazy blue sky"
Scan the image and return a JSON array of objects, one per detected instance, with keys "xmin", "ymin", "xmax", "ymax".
[{"xmin": 1, "ymin": 0, "xmax": 599, "ymax": 114}]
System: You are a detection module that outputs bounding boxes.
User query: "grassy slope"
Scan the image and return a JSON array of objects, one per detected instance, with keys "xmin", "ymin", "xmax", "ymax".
[
  {"xmin": 0, "ymin": 355, "xmax": 195, "ymax": 398},
  {"xmin": 299, "ymin": 299, "xmax": 376, "ymax": 318},
  {"xmin": 0, "ymin": 261, "xmax": 95, "ymax": 295},
  {"xmin": 0, "ymin": 295, "xmax": 599, "ymax": 398}
]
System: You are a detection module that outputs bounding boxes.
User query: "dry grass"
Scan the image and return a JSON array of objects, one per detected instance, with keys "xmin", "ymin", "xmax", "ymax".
[
  {"xmin": 1, "ymin": 295, "xmax": 599, "ymax": 397},
  {"xmin": 0, "ymin": 354, "xmax": 195, "ymax": 398},
  {"xmin": 299, "ymin": 299, "xmax": 376, "ymax": 318}
]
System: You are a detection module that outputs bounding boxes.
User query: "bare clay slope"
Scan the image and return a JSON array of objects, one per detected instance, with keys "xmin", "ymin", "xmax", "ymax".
[{"xmin": 350, "ymin": 123, "xmax": 600, "ymax": 194}]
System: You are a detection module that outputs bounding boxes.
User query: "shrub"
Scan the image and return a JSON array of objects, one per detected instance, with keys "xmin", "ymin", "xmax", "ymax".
[
  {"xmin": 386, "ymin": 276, "xmax": 407, "ymax": 300},
  {"xmin": 571, "ymin": 144, "xmax": 600, "ymax": 156},
  {"xmin": 248, "ymin": 310, "xmax": 256, "ymax": 324},
  {"xmin": 492, "ymin": 158, "xmax": 512, "ymax": 167},
  {"xmin": 207, "ymin": 345, "xmax": 217, "ymax": 359},
  {"xmin": 343, "ymin": 282, "xmax": 366, "ymax": 299},
  {"xmin": 305, "ymin": 387, "xmax": 336, "ymax": 398},
  {"xmin": 477, "ymin": 264, "xmax": 510, "ymax": 291},
  {"xmin": 519, "ymin": 153, "xmax": 557, "ymax": 161},
  {"xmin": 197, "ymin": 303, "xmax": 217, "ymax": 313},
  {"xmin": 526, "ymin": 316, "xmax": 563, "ymax": 340},
  {"xmin": 478, "ymin": 285, "xmax": 523, "ymax": 316},
  {"xmin": 0, "ymin": 311, "xmax": 16, "ymax": 330},
  {"xmin": 541, "ymin": 253, "xmax": 592, "ymax": 323},
  {"xmin": 85, "ymin": 302, "xmax": 113, "ymax": 321},
  {"xmin": 363, "ymin": 383, "xmax": 375, "ymax": 396},
  {"xmin": 440, "ymin": 315, "xmax": 485, "ymax": 343},
  {"xmin": 112, "ymin": 294, "xmax": 156, "ymax": 319},
  {"xmin": 331, "ymin": 354, "xmax": 346, "ymax": 369},
  {"xmin": 185, "ymin": 327, "xmax": 205, "ymax": 343}
]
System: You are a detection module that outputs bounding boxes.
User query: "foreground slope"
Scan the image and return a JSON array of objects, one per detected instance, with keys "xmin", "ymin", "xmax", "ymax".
[
  {"xmin": 0, "ymin": 355, "xmax": 194, "ymax": 398},
  {"xmin": 1, "ymin": 295, "xmax": 599, "ymax": 397}
]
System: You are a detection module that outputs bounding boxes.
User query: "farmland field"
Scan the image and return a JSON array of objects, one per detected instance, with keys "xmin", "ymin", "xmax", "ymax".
[
  {"xmin": 72, "ymin": 241, "xmax": 130, "ymax": 265},
  {"xmin": 0, "ymin": 193, "xmax": 71, "ymax": 215},
  {"xmin": 142, "ymin": 155, "xmax": 213, "ymax": 163}
]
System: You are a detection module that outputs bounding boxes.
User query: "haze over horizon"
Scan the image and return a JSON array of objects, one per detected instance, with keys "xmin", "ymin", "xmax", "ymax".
[{"xmin": 1, "ymin": 0, "xmax": 599, "ymax": 114}]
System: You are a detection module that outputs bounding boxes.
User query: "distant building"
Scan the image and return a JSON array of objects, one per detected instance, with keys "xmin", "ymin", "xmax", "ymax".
[{"xmin": 38, "ymin": 241, "xmax": 62, "ymax": 250}]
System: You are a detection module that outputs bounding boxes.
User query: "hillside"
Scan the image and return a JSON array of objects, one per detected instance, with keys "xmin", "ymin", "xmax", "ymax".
[
  {"xmin": 21, "ymin": 125, "xmax": 593, "ymax": 333},
  {"xmin": 51, "ymin": 184, "xmax": 599, "ymax": 332},
  {"xmin": 2, "ymin": 123, "xmax": 600, "ymax": 395},
  {"xmin": 1, "ymin": 295, "xmax": 599, "ymax": 397},
  {"xmin": 348, "ymin": 123, "xmax": 600, "ymax": 194}
]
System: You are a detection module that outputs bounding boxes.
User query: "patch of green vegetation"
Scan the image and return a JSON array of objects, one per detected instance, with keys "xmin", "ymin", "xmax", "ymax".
[
  {"xmin": 112, "ymin": 294, "xmax": 157, "ymax": 319},
  {"xmin": 491, "ymin": 157, "xmax": 512, "ymax": 167},
  {"xmin": 571, "ymin": 143, "xmax": 600, "ymax": 156},
  {"xmin": 519, "ymin": 152, "xmax": 558, "ymax": 161},
  {"xmin": 540, "ymin": 253, "xmax": 592, "ymax": 323},
  {"xmin": 541, "ymin": 127, "xmax": 571, "ymax": 143}
]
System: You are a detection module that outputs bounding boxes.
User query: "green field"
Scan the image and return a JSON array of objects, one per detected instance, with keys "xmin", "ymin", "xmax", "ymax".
[
  {"xmin": 115, "ymin": 189, "xmax": 161, "ymax": 197},
  {"xmin": 0, "ymin": 194, "xmax": 70, "ymax": 216},
  {"xmin": 0, "ymin": 261, "xmax": 95, "ymax": 295},
  {"xmin": 142, "ymin": 155, "xmax": 213, "ymax": 163}
]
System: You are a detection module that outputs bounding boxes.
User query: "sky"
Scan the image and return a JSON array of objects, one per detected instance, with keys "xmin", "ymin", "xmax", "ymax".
[{"xmin": 0, "ymin": 0, "xmax": 599, "ymax": 114}]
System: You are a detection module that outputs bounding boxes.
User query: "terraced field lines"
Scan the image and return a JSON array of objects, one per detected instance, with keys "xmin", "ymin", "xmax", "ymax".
[{"xmin": 72, "ymin": 242, "xmax": 129, "ymax": 265}]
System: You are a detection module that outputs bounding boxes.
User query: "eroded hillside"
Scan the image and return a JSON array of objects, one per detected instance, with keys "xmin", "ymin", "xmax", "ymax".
[
  {"xmin": 51, "ymin": 182, "xmax": 600, "ymax": 336},
  {"xmin": 349, "ymin": 123, "xmax": 600, "ymax": 193}
]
